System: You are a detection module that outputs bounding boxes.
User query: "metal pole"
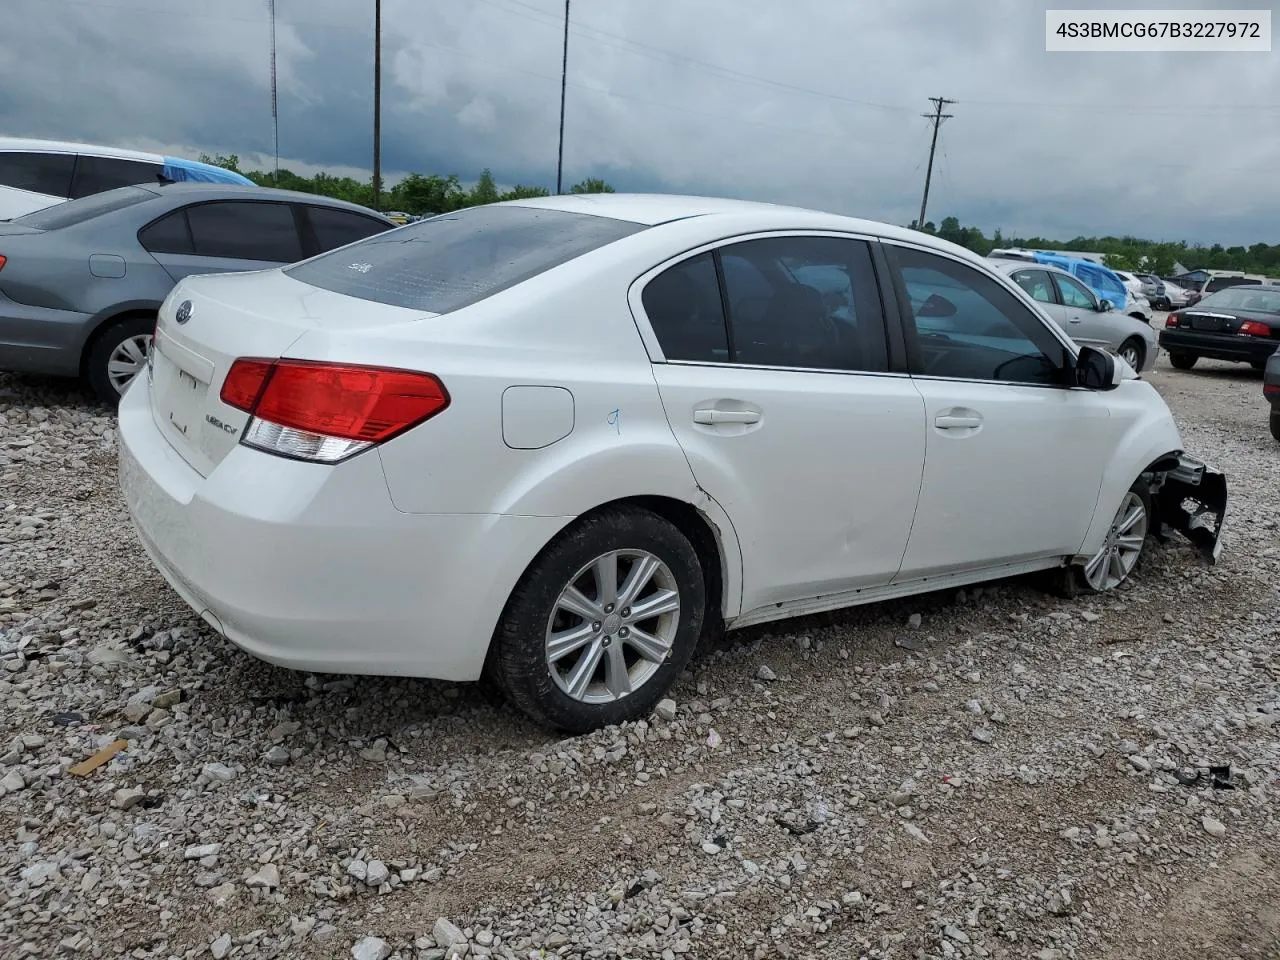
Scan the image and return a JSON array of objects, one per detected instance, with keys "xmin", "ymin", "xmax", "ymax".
[
  {"xmin": 555, "ymin": 0, "xmax": 569, "ymax": 194},
  {"xmin": 269, "ymin": 0, "xmax": 279, "ymax": 185},
  {"xmin": 373, "ymin": 0, "xmax": 382, "ymax": 210},
  {"xmin": 917, "ymin": 96, "xmax": 954, "ymax": 231}
]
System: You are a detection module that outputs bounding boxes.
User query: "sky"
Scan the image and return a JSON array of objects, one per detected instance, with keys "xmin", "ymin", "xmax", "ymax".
[{"xmin": 2, "ymin": 0, "xmax": 1278, "ymax": 246}]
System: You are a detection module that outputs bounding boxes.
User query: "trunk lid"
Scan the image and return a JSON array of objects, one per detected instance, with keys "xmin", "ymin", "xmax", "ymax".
[
  {"xmin": 149, "ymin": 268, "xmax": 431, "ymax": 476},
  {"xmin": 1173, "ymin": 308, "xmax": 1279, "ymax": 336}
]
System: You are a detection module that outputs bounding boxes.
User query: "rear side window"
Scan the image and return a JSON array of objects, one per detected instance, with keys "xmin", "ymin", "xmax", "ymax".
[
  {"xmin": 305, "ymin": 205, "xmax": 393, "ymax": 252},
  {"xmin": 70, "ymin": 155, "xmax": 164, "ymax": 198},
  {"xmin": 186, "ymin": 201, "xmax": 304, "ymax": 262},
  {"xmin": 138, "ymin": 209, "xmax": 194, "ymax": 255},
  {"xmin": 642, "ymin": 253, "xmax": 729, "ymax": 363},
  {"xmin": 14, "ymin": 185, "xmax": 154, "ymax": 229},
  {"xmin": 0, "ymin": 151, "xmax": 75, "ymax": 197},
  {"xmin": 284, "ymin": 204, "xmax": 645, "ymax": 314}
]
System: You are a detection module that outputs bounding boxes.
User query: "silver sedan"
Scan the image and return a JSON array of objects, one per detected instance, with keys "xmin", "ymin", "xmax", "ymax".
[{"xmin": 991, "ymin": 259, "xmax": 1159, "ymax": 372}]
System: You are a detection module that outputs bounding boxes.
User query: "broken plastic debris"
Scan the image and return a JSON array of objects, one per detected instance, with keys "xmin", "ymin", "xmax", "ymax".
[{"xmin": 68, "ymin": 739, "xmax": 127, "ymax": 777}]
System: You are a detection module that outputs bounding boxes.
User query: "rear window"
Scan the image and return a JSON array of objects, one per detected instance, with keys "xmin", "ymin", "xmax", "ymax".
[
  {"xmin": 283, "ymin": 204, "xmax": 645, "ymax": 314},
  {"xmin": 15, "ymin": 185, "xmax": 154, "ymax": 229}
]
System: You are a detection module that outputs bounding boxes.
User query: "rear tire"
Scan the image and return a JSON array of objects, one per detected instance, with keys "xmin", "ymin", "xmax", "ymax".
[
  {"xmin": 1117, "ymin": 337, "xmax": 1145, "ymax": 371},
  {"xmin": 1250, "ymin": 359, "xmax": 1267, "ymax": 372},
  {"xmin": 1270, "ymin": 411, "xmax": 1280, "ymax": 444},
  {"xmin": 86, "ymin": 315, "xmax": 154, "ymax": 405},
  {"xmin": 1168, "ymin": 352, "xmax": 1198, "ymax": 371},
  {"xmin": 489, "ymin": 506, "xmax": 706, "ymax": 734}
]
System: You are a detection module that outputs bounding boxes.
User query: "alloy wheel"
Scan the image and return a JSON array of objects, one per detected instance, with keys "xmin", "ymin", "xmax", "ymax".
[
  {"xmin": 1083, "ymin": 491, "xmax": 1148, "ymax": 591},
  {"xmin": 545, "ymin": 549, "xmax": 680, "ymax": 704},
  {"xmin": 1119, "ymin": 342, "xmax": 1142, "ymax": 369}
]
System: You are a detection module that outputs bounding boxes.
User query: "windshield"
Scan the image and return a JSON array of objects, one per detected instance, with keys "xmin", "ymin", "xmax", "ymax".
[
  {"xmin": 15, "ymin": 186, "xmax": 154, "ymax": 229},
  {"xmin": 1196, "ymin": 287, "xmax": 1280, "ymax": 314},
  {"xmin": 284, "ymin": 204, "xmax": 645, "ymax": 314}
]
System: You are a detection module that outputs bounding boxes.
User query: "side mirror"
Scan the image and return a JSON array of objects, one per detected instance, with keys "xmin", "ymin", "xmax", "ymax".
[
  {"xmin": 1096, "ymin": 299, "xmax": 1113, "ymax": 312},
  {"xmin": 1074, "ymin": 345, "xmax": 1118, "ymax": 390}
]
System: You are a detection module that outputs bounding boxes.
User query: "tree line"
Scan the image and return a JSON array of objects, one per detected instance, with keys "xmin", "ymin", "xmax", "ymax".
[
  {"xmin": 198, "ymin": 154, "xmax": 614, "ymax": 216},
  {"xmin": 910, "ymin": 216, "xmax": 1280, "ymax": 278},
  {"xmin": 199, "ymin": 155, "xmax": 1274, "ymax": 277}
]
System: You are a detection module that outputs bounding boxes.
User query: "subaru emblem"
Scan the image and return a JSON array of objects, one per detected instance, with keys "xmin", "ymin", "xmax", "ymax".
[{"xmin": 175, "ymin": 299, "xmax": 192, "ymax": 325}]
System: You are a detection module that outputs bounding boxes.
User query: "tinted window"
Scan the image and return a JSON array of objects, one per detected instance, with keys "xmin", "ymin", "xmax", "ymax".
[
  {"xmin": 186, "ymin": 201, "xmax": 303, "ymax": 262},
  {"xmin": 284, "ymin": 204, "xmax": 644, "ymax": 314},
  {"xmin": 14, "ymin": 185, "xmax": 154, "ymax": 229},
  {"xmin": 306, "ymin": 206, "xmax": 393, "ymax": 252},
  {"xmin": 1011, "ymin": 269, "xmax": 1055, "ymax": 304},
  {"xmin": 717, "ymin": 236, "xmax": 888, "ymax": 372},
  {"xmin": 0, "ymin": 151, "xmax": 75, "ymax": 197},
  {"xmin": 892, "ymin": 245, "xmax": 1068, "ymax": 385},
  {"xmin": 1197, "ymin": 287, "xmax": 1280, "ymax": 314},
  {"xmin": 642, "ymin": 253, "xmax": 729, "ymax": 363},
  {"xmin": 138, "ymin": 210, "xmax": 193, "ymax": 255},
  {"xmin": 1053, "ymin": 273, "xmax": 1096, "ymax": 309},
  {"xmin": 70, "ymin": 155, "xmax": 163, "ymax": 199},
  {"xmin": 1205, "ymin": 276, "xmax": 1260, "ymax": 293}
]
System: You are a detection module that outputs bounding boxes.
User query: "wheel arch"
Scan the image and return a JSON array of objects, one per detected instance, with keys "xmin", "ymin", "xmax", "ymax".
[
  {"xmin": 1075, "ymin": 437, "xmax": 1186, "ymax": 561},
  {"xmin": 78, "ymin": 303, "xmax": 161, "ymax": 377}
]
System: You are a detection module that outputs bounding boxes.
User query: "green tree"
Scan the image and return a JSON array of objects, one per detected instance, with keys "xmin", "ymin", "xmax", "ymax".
[
  {"xmin": 499, "ymin": 184, "xmax": 551, "ymax": 201},
  {"xmin": 198, "ymin": 153, "xmax": 243, "ymax": 173},
  {"xmin": 469, "ymin": 169, "xmax": 500, "ymax": 205},
  {"xmin": 570, "ymin": 177, "xmax": 615, "ymax": 194}
]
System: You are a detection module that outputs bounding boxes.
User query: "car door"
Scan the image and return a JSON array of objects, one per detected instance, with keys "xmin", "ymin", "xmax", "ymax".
[
  {"xmin": 139, "ymin": 200, "xmax": 305, "ymax": 282},
  {"xmin": 883, "ymin": 242, "xmax": 1115, "ymax": 580},
  {"xmin": 635, "ymin": 234, "xmax": 926, "ymax": 614},
  {"xmin": 1050, "ymin": 272, "xmax": 1112, "ymax": 348}
]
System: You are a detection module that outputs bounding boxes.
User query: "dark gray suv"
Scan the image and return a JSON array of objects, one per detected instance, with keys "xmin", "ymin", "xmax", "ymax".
[{"xmin": 0, "ymin": 182, "xmax": 395, "ymax": 401}]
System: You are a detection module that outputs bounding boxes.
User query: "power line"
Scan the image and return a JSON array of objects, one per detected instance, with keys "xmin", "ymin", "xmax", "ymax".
[{"xmin": 917, "ymin": 97, "xmax": 954, "ymax": 231}]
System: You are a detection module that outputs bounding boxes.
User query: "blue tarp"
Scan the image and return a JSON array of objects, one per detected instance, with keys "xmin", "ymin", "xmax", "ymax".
[{"xmin": 160, "ymin": 156, "xmax": 255, "ymax": 186}]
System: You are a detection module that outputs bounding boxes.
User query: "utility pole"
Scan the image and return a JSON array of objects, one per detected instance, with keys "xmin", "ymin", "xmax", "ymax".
[
  {"xmin": 555, "ymin": 0, "xmax": 569, "ymax": 195},
  {"xmin": 269, "ymin": 0, "xmax": 279, "ymax": 186},
  {"xmin": 373, "ymin": 0, "xmax": 382, "ymax": 210},
  {"xmin": 916, "ymin": 96, "xmax": 955, "ymax": 232}
]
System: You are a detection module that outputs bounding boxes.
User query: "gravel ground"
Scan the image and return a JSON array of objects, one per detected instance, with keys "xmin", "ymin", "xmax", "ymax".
[{"xmin": 0, "ymin": 350, "xmax": 1276, "ymax": 960}]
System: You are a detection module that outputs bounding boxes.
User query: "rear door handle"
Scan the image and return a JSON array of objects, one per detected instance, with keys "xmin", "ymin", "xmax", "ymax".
[
  {"xmin": 694, "ymin": 409, "xmax": 760, "ymax": 425},
  {"xmin": 935, "ymin": 414, "xmax": 982, "ymax": 429}
]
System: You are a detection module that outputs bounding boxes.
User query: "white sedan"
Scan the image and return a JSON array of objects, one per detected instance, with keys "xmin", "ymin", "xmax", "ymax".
[{"xmin": 117, "ymin": 195, "xmax": 1227, "ymax": 733}]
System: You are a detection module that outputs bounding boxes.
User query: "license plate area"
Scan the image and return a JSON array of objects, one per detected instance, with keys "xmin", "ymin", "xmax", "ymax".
[
  {"xmin": 1190, "ymin": 315, "xmax": 1223, "ymax": 332},
  {"xmin": 152, "ymin": 352, "xmax": 209, "ymax": 444}
]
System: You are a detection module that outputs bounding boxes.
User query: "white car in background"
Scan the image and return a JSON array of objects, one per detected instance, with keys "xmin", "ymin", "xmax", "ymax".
[
  {"xmin": 994, "ymin": 260, "xmax": 1159, "ymax": 372},
  {"xmin": 117, "ymin": 195, "xmax": 1228, "ymax": 733},
  {"xmin": 0, "ymin": 137, "xmax": 254, "ymax": 220}
]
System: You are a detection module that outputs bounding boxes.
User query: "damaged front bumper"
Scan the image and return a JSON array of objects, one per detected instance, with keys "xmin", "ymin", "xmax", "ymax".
[{"xmin": 1150, "ymin": 454, "xmax": 1228, "ymax": 563}]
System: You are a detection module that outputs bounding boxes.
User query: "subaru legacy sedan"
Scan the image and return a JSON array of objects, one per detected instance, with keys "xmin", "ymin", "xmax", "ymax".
[{"xmin": 118, "ymin": 195, "xmax": 1227, "ymax": 733}]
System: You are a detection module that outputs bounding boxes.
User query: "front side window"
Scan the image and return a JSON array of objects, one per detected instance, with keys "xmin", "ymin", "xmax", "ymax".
[
  {"xmin": 70, "ymin": 155, "xmax": 164, "ymax": 198},
  {"xmin": 716, "ymin": 236, "xmax": 888, "ymax": 371},
  {"xmin": 285, "ymin": 204, "xmax": 645, "ymax": 314},
  {"xmin": 185, "ymin": 201, "xmax": 304, "ymax": 262},
  {"xmin": 891, "ymin": 245, "xmax": 1069, "ymax": 386},
  {"xmin": 1053, "ymin": 273, "xmax": 1096, "ymax": 309},
  {"xmin": 0, "ymin": 151, "xmax": 75, "ymax": 197},
  {"xmin": 1011, "ymin": 269, "xmax": 1055, "ymax": 304}
]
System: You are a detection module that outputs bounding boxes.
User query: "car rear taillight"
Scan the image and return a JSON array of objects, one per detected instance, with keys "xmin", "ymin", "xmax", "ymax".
[
  {"xmin": 1264, "ymin": 384, "xmax": 1280, "ymax": 398},
  {"xmin": 0, "ymin": 255, "xmax": 7, "ymax": 272},
  {"xmin": 1165, "ymin": 313, "xmax": 1180, "ymax": 328},
  {"xmin": 1238, "ymin": 320, "xmax": 1271, "ymax": 337},
  {"xmin": 220, "ymin": 358, "xmax": 449, "ymax": 463}
]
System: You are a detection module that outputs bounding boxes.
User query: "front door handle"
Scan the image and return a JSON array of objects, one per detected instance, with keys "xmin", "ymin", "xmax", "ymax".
[
  {"xmin": 694, "ymin": 409, "xmax": 760, "ymax": 425},
  {"xmin": 935, "ymin": 414, "xmax": 982, "ymax": 429},
  {"xmin": 1068, "ymin": 315, "xmax": 1083, "ymax": 323}
]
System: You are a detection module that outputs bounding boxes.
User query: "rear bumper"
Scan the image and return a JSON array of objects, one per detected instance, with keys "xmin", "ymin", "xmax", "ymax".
[
  {"xmin": 1157, "ymin": 330, "xmax": 1276, "ymax": 364},
  {"xmin": 116, "ymin": 378, "xmax": 570, "ymax": 681},
  {"xmin": 1152, "ymin": 454, "xmax": 1228, "ymax": 563},
  {"xmin": 0, "ymin": 293, "xmax": 92, "ymax": 376}
]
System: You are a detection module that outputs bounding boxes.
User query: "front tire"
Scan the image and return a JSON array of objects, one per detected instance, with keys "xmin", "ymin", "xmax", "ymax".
[
  {"xmin": 86, "ymin": 315, "xmax": 153, "ymax": 404},
  {"xmin": 1168, "ymin": 352, "xmax": 1198, "ymax": 371},
  {"xmin": 490, "ymin": 506, "xmax": 706, "ymax": 734}
]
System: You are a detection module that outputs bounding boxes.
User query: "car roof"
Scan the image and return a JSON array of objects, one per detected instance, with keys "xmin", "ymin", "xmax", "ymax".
[
  {"xmin": 499, "ymin": 192, "xmax": 986, "ymax": 260},
  {"xmin": 137, "ymin": 182, "xmax": 391, "ymax": 218},
  {"xmin": 990, "ymin": 258, "xmax": 1074, "ymax": 279},
  {"xmin": 0, "ymin": 136, "xmax": 162, "ymax": 163}
]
